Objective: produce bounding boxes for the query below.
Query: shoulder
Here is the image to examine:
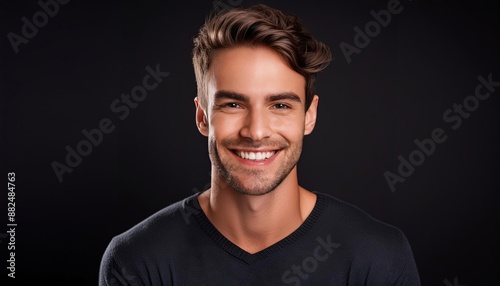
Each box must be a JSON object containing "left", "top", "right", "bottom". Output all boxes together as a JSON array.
[
  {"left": 315, "top": 192, "right": 420, "bottom": 284},
  {"left": 316, "top": 191, "right": 404, "bottom": 240},
  {"left": 110, "top": 194, "right": 199, "bottom": 253},
  {"left": 99, "top": 194, "right": 201, "bottom": 285},
  {"left": 101, "top": 194, "right": 200, "bottom": 265},
  {"left": 314, "top": 192, "right": 411, "bottom": 260}
]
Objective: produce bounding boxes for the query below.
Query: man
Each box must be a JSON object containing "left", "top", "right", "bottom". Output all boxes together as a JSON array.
[{"left": 100, "top": 4, "right": 421, "bottom": 285}]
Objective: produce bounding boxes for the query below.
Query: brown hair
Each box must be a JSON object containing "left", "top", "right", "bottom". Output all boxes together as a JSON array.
[{"left": 192, "top": 4, "right": 332, "bottom": 111}]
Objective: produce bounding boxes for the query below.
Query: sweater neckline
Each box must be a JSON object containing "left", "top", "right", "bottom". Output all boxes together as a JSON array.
[{"left": 187, "top": 191, "right": 326, "bottom": 265}]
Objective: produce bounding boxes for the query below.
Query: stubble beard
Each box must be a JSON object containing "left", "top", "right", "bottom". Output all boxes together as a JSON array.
[{"left": 208, "top": 135, "right": 303, "bottom": 196}]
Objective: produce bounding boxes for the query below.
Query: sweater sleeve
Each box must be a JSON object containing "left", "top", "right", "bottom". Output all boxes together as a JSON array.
[
  {"left": 385, "top": 231, "right": 421, "bottom": 286},
  {"left": 99, "top": 237, "right": 146, "bottom": 286}
]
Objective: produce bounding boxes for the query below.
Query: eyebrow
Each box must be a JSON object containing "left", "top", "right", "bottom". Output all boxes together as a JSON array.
[
  {"left": 267, "top": 93, "right": 302, "bottom": 103},
  {"left": 214, "top": 90, "right": 302, "bottom": 104},
  {"left": 214, "top": 91, "right": 249, "bottom": 103}
]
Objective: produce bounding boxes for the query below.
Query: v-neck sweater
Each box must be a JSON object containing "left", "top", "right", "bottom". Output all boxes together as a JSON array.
[{"left": 100, "top": 192, "right": 421, "bottom": 285}]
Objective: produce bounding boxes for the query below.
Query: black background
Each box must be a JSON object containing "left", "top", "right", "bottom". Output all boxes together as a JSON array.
[{"left": 1, "top": 0, "right": 499, "bottom": 285}]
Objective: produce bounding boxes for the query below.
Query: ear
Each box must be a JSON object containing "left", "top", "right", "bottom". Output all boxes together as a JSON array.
[
  {"left": 194, "top": 97, "right": 209, "bottom": 137},
  {"left": 304, "top": 95, "right": 319, "bottom": 135}
]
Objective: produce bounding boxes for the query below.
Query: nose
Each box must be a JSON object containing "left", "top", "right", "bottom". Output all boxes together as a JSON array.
[{"left": 239, "top": 108, "right": 272, "bottom": 141}]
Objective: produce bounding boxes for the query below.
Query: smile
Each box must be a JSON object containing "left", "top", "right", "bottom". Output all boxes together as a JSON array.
[{"left": 233, "top": 150, "right": 278, "bottom": 161}]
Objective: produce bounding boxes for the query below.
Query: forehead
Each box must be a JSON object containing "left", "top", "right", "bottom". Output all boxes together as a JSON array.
[{"left": 207, "top": 45, "right": 305, "bottom": 102}]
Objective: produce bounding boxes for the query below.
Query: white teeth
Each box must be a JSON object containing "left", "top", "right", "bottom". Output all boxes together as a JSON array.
[
  {"left": 236, "top": 151, "right": 277, "bottom": 161},
  {"left": 255, "top": 153, "right": 263, "bottom": 160}
]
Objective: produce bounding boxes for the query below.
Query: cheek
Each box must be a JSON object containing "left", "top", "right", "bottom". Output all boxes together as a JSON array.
[
  {"left": 273, "top": 116, "right": 305, "bottom": 139},
  {"left": 270, "top": 114, "right": 286, "bottom": 126},
  {"left": 209, "top": 114, "right": 241, "bottom": 139},
  {"left": 285, "top": 129, "right": 305, "bottom": 144}
]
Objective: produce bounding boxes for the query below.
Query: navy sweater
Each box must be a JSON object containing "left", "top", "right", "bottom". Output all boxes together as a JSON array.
[{"left": 100, "top": 192, "right": 421, "bottom": 285}]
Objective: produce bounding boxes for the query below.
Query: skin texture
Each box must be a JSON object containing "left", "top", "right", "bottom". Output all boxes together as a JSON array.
[{"left": 195, "top": 45, "right": 319, "bottom": 254}]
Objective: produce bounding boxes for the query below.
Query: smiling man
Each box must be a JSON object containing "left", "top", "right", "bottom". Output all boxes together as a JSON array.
[{"left": 100, "top": 4, "right": 421, "bottom": 285}]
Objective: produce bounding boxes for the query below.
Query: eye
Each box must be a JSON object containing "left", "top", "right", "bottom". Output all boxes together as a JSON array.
[
  {"left": 272, "top": 103, "right": 290, "bottom": 109},
  {"left": 225, "top": 102, "right": 241, "bottom": 108}
]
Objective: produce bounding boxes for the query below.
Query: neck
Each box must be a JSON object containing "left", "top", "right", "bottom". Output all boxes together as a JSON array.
[{"left": 198, "top": 167, "right": 316, "bottom": 254}]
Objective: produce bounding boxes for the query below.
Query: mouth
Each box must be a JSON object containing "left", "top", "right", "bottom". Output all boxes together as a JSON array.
[{"left": 231, "top": 150, "right": 279, "bottom": 161}]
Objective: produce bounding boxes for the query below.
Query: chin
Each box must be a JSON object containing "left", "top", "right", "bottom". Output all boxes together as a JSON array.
[
  {"left": 232, "top": 186, "right": 276, "bottom": 196},
  {"left": 227, "top": 174, "right": 285, "bottom": 196}
]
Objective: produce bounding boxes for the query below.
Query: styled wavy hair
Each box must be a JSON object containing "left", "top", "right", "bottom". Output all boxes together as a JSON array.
[{"left": 192, "top": 4, "right": 332, "bottom": 111}]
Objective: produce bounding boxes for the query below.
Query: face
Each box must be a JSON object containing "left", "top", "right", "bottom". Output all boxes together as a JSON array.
[{"left": 195, "top": 45, "right": 318, "bottom": 196}]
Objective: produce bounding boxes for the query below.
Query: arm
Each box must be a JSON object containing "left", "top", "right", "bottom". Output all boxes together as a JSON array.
[
  {"left": 385, "top": 231, "right": 421, "bottom": 286},
  {"left": 99, "top": 238, "right": 144, "bottom": 286}
]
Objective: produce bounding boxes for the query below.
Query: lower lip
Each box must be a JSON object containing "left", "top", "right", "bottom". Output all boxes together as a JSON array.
[{"left": 231, "top": 150, "right": 280, "bottom": 166}]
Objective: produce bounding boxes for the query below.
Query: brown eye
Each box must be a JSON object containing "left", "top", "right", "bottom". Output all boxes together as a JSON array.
[
  {"left": 225, "top": 103, "right": 241, "bottom": 108},
  {"left": 273, "top": 103, "right": 290, "bottom": 109}
]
